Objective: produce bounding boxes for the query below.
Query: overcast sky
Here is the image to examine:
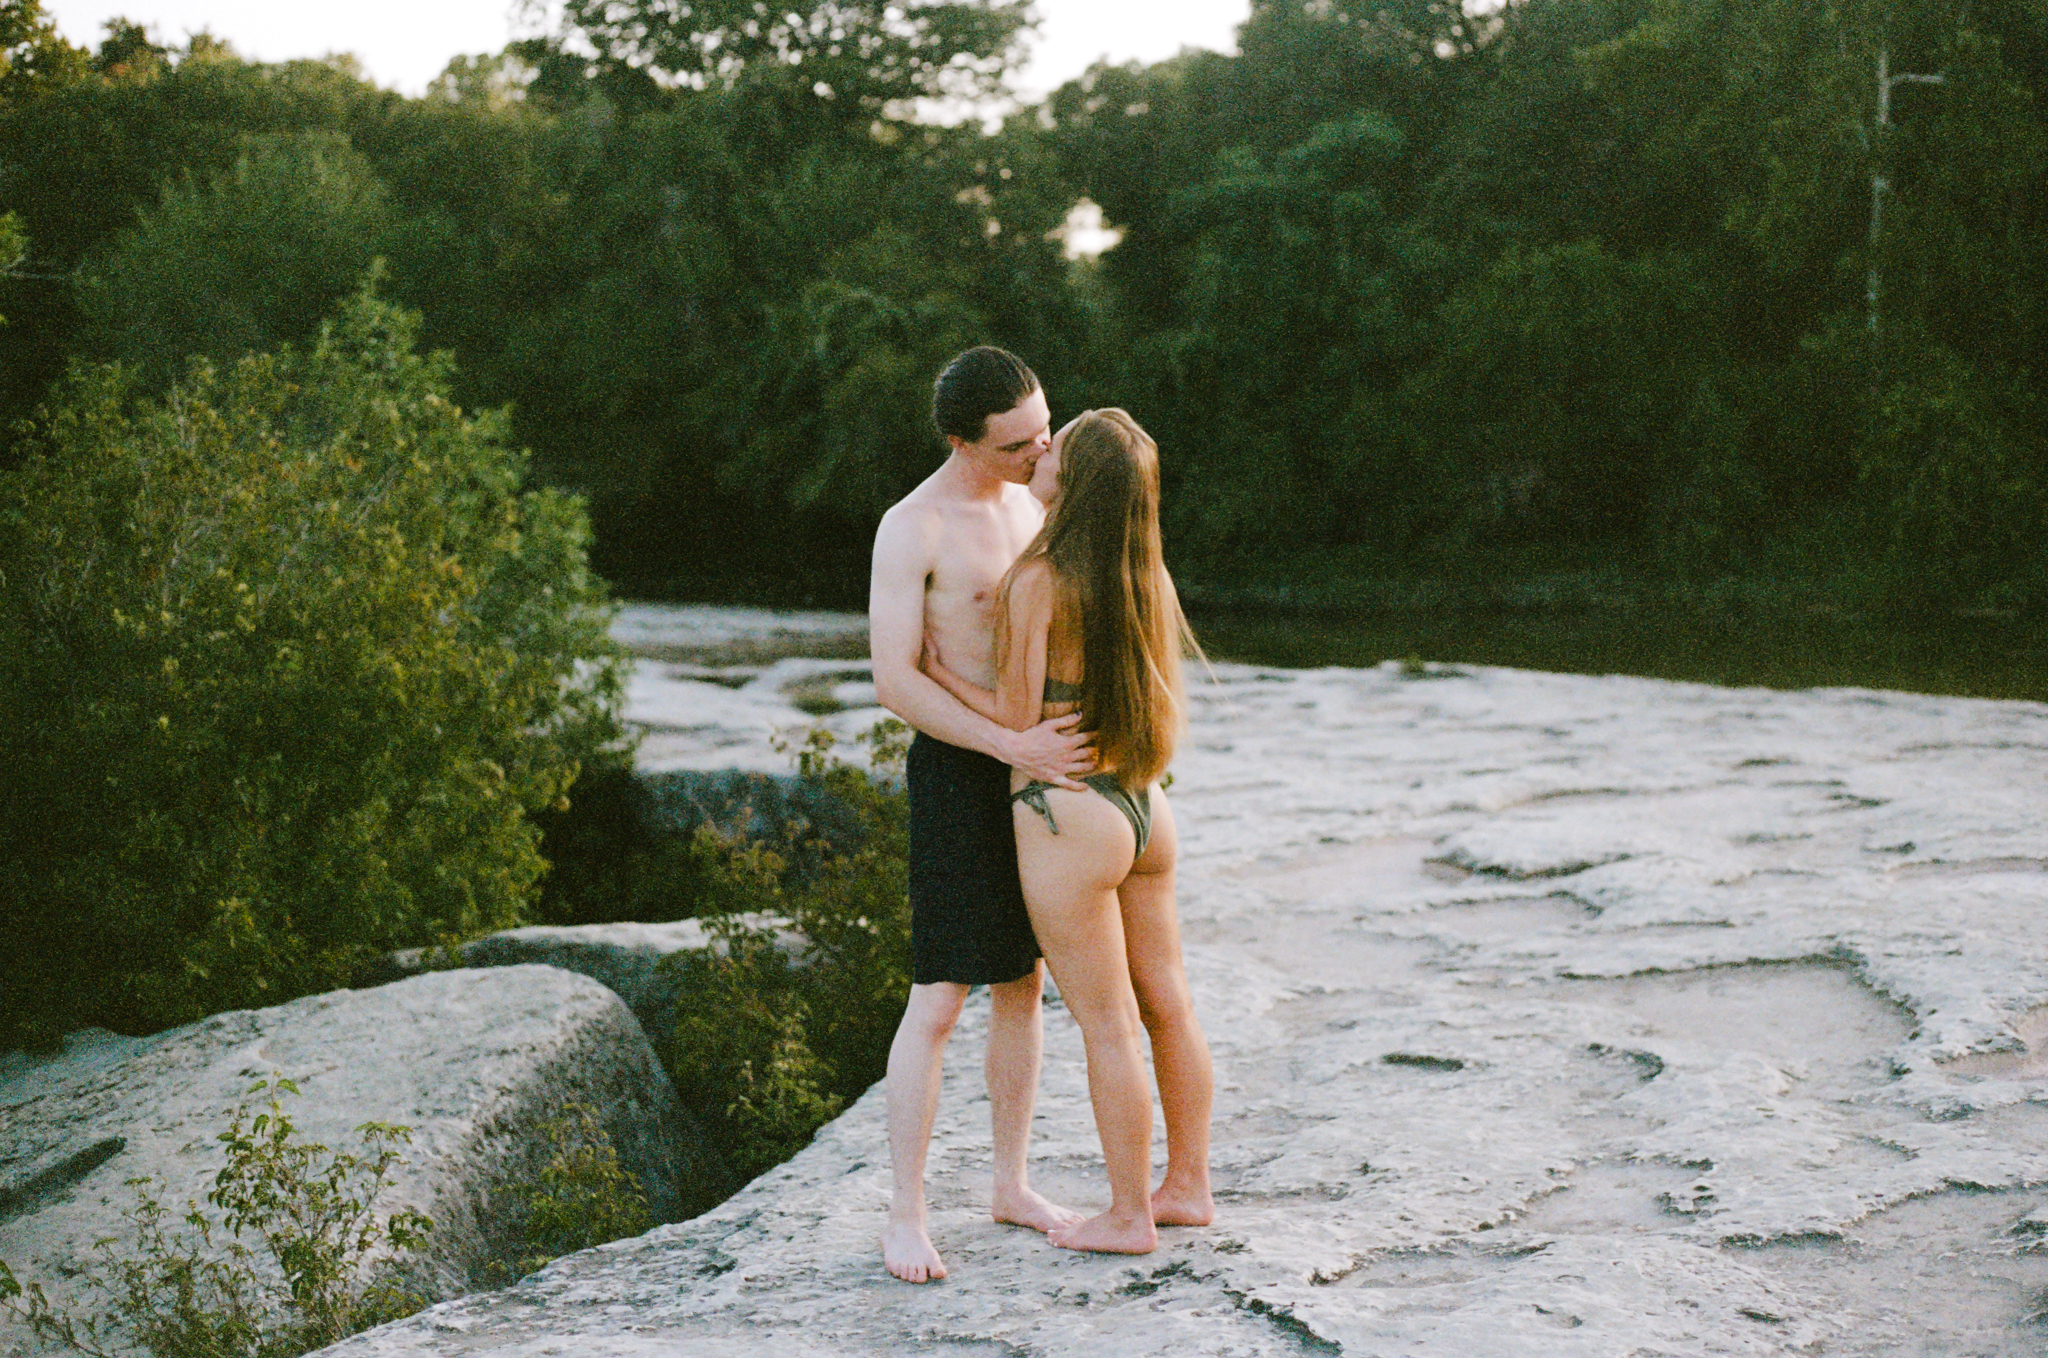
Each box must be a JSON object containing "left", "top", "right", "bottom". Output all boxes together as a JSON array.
[{"left": 42, "top": 1, "right": 1251, "bottom": 101}]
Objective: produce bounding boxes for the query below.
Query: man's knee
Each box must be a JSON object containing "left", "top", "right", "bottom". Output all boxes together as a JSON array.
[
  {"left": 987, "top": 966, "right": 1044, "bottom": 1015},
  {"left": 897, "top": 983, "right": 968, "bottom": 1046}
]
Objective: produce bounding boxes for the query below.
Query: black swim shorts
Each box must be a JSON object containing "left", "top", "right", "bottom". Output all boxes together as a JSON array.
[{"left": 907, "top": 732, "right": 1041, "bottom": 986}]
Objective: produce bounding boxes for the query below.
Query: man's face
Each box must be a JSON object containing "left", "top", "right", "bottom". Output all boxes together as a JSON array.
[
  {"left": 1028, "top": 415, "right": 1080, "bottom": 505},
  {"left": 954, "top": 387, "right": 1051, "bottom": 485}
]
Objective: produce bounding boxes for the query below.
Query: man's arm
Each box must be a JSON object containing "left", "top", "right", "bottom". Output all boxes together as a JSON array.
[{"left": 869, "top": 507, "right": 1089, "bottom": 786}]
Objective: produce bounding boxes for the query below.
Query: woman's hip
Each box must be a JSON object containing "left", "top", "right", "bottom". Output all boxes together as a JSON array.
[{"left": 1010, "top": 781, "right": 1139, "bottom": 891}]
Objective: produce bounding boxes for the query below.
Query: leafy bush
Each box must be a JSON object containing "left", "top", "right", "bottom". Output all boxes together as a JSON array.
[
  {"left": 661, "top": 722, "right": 913, "bottom": 1181},
  {"left": 1860, "top": 340, "right": 2047, "bottom": 604},
  {"left": 531, "top": 763, "right": 805, "bottom": 927},
  {"left": 76, "top": 133, "right": 401, "bottom": 390},
  {"left": 1411, "top": 242, "right": 1744, "bottom": 547},
  {"left": 486, "top": 1103, "right": 651, "bottom": 1285},
  {"left": 0, "top": 211, "right": 25, "bottom": 317},
  {"left": 0, "top": 1078, "right": 433, "bottom": 1358},
  {"left": 0, "top": 280, "right": 624, "bottom": 1047}
]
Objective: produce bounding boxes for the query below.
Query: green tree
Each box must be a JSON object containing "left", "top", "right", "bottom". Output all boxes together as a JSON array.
[
  {"left": 0, "top": 41, "right": 404, "bottom": 455},
  {"left": 1583, "top": 0, "right": 2048, "bottom": 589},
  {"left": 1046, "top": 51, "right": 1253, "bottom": 326},
  {"left": 77, "top": 132, "right": 401, "bottom": 388},
  {"left": 0, "top": 211, "right": 25, "bottom": 324},
  {"left": 539, "top": 0, "right": 1034, "bottom": 112},
  {"left": 1408, "top": 242, "right": 1751, "bottom": 548},
  {"left": 0, "top": 0, "right": 88, "bottom": 109},
  {"left": 1068, "top": 107, "right": 1454, "bottom": 566},
  {"left": 0, "top": 281, "right": 624, "bottom": 1046}
]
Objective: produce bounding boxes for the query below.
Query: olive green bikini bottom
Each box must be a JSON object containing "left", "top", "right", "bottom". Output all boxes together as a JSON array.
[{"left": 1011, "top": 775, "right": 1153, "bottom": 858}]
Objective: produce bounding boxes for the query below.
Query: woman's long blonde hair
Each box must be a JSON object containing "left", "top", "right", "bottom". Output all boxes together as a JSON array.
[{"left": 997, "top": 409, "right": 1201, "bottom": 788}]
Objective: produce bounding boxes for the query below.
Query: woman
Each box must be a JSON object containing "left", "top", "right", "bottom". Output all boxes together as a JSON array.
[{"left": 922, "top": 408, "right": 1215, "bottom": 1255}]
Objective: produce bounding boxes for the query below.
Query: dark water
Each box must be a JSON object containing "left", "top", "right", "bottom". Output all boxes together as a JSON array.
[{"left": 1191, "top": 607, "right": 2048, "bottom": 703}]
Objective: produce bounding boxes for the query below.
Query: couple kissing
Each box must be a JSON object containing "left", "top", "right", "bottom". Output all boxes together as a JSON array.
[{"left": 869, "top": 346, "right": 1215, "bottom": 1283}]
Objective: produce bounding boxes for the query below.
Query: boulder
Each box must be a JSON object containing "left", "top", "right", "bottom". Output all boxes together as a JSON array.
[
  {"left": 0, "top": 966, "right": 728, "bottom": 1356},
  {"left": 367, "top": 919, "right": 801, "bottom": 1048}
]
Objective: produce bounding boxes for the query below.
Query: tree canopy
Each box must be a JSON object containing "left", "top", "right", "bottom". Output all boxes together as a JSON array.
[{"left": 0, "top": 0, "right": 2043, "bottom": 605}]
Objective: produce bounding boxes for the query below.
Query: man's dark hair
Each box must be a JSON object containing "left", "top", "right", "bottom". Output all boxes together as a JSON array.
[{"left": 932, "top": 346, "right": 1040, "bottom": 444}]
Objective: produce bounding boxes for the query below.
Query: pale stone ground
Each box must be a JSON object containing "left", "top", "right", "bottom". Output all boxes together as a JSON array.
[{"left": 331, "top": 606, "right": 2048, "bottom": 1354}]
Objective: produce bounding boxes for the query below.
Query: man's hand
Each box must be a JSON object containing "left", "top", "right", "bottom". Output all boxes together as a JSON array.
[{"left": 1001, "top": 713, "right": 1095, "bottom": 789}]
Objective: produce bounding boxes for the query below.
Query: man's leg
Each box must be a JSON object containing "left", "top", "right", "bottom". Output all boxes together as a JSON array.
[
  {"left": 884, "top": 981, "right": 969, "bottom": 1283},
  {"left": 986, "top": 963, "right": 1084, "bottom": 1232}
]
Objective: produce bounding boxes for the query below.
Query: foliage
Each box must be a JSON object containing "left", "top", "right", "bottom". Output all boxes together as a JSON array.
[
  {"left": 660, "top": 722, "right": 913, "bottom": 1181},
  {"left": 1106, "top": 109, "right": 1448, "bottom": 559},
  {"left": 0, "top": 0, "right": 88, "bottom": 111},
  {"left": 0, "top": 1078, "right": 432, "bottom": 1358},
  {"left": 0, "top": 209, "right": 24, "bottom": 325},
  {"left": 0, "top": 281, "right": 624, "bottom": 1046},
  {"left": 76, "top": 133, "right": 401, "bottom": 389},
  {"left": 537, "top": 0, "right": 1035, "bottom": 112},
  {"left": 3, "top": 0, "right": 2048, "bottom": 607},
  {"left": 1859, "top": 335, "right": 2048, "bottom": 600},
  {"left": 1410, "top": 242, "right": 1747, "bottom": 544},
  {"left": 487, "top": 1104, "right": 651, "bottom": 1283}
]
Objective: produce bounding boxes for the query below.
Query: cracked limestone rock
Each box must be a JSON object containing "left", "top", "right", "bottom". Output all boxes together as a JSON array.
[
  {"left": 366, "top": 918, "right": 800, "bottom": 1049},
  {"left": 1, "top": 967, "right": 714, "bottom": 1356},
  {"left": 304, "top": 623, "right": 2048, "bottom": 1356}
]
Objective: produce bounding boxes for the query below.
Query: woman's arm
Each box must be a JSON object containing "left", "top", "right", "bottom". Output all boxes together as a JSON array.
[
  {"left": 918, "top": 566, "right": 1052, "bottom": 732},
  {"left": 992, "top": 562, "right": 1053, "bottom": 732},
  {"left": 922, "top": 638, "right": 1004, "bottom": 724}
]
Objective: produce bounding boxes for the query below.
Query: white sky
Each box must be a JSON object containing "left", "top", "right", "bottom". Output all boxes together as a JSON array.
[{"left": 42, "top": 1, "right": 1250, "bottom": 101}]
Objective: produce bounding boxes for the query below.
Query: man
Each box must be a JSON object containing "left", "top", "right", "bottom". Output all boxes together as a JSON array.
[{"left": 869, "top": 346, "right": 1093, "bottom": 1283}]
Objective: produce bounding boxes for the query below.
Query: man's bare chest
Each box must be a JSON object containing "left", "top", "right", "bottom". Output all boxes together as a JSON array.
[{"left": 928, "top": 511, "right": 1034, "bottom": 594}]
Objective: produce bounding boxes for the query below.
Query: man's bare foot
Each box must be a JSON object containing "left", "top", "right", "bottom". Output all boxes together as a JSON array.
[
  {"left": 1151, "top": 1182, "right": 1214, "bottom": 1227},
  {"left": 882, "top": 1218, "right": 948, "bottom": 1283},
  {"left": 992, "top": 1184, "right": 1085, "bottom": 1234},
  {"left": 1047, "top": 1208, "right": 1157, "bottom": 1255}
]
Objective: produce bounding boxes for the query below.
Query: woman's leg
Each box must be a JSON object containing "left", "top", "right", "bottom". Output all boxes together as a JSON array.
[
  {"left": 1013, "top": 786, "right": 1158, "bottom": 1254},
  {"left": 1119, "top": 790, "right": 1215, "bottom": 1225}
]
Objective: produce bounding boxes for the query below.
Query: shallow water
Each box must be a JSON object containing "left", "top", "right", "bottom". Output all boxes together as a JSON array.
[{"left": 1193, "top": 606, "right": 2048, "bottom": 702}]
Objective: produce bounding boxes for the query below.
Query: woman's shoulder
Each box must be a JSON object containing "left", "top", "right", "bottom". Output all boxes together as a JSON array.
[{"left": 1007, "top": 555, "right": 1057, "bottom": 596}]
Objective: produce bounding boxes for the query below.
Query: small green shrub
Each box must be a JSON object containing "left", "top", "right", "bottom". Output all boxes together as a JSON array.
[
  {"left": 0, "top": 278, "right": 624, "bottom": 1046},
  {"left": 0, "top": 1078, "right": 433, "bottom": 1358},
  {"left": 487, "top": 1103, "right": 650, "bottom": 1284},
  {"left": 660, "top": 721, "right": 912, "bottom": 1182}
]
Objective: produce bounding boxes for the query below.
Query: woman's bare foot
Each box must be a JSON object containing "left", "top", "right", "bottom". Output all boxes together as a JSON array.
[
  {"left": 881, "top": 1217, "right": 948, "bottom": 1283},
  {"left": 1048, "top": 1208, "right": 1158, "bottom": 1255},
  {"left": 992, "top": 1185, "right": 1085, "bottom": 1234},
  {"left": 1151, "top": 1181, "right": 1214, "bottom": 1226}
]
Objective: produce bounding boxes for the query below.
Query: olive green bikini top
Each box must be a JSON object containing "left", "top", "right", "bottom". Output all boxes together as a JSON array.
[{"left": 1042, "top": 676, "right": 1083, "bottom": 704}]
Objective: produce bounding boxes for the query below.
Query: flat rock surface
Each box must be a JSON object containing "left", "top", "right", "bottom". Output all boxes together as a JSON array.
[
  {"left": 1, "top": 968, "right": 700, "bottom": 1353},
  {"left": 325, "top": 612, "right": 2048, "bottom": 1354}
]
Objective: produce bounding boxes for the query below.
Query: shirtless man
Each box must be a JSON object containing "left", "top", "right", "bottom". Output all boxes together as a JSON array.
[{"left": 870, "top": 347, "right": 1093, "bottom": 1283}]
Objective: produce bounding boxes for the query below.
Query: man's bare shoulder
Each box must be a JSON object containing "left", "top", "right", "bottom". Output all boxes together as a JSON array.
[{"left": 875, "top": 483, "right": 944, "bottom": 550}]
